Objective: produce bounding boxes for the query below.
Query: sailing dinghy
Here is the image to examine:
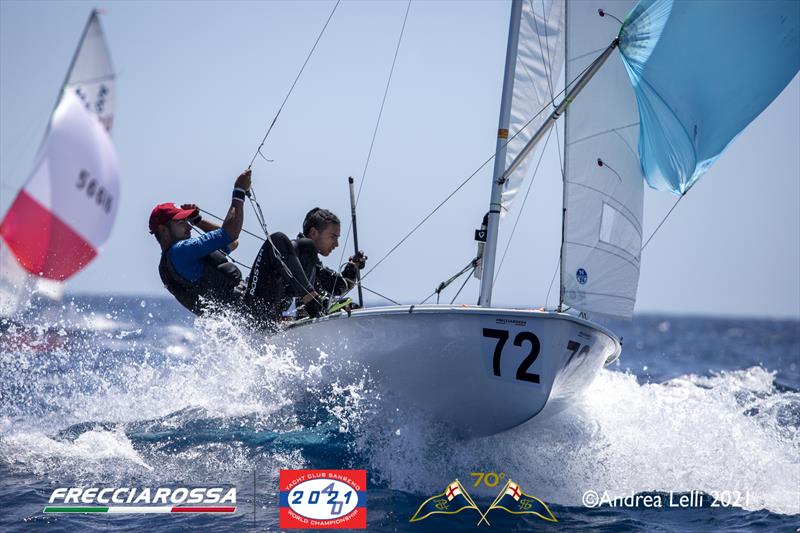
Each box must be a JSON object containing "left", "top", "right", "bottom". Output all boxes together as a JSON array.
[
  {"left": 0, "top": 10, "right": 119, "bottom": 317},
  {"left": 271, "top": 0, "right": 799, "bottom": 436}
]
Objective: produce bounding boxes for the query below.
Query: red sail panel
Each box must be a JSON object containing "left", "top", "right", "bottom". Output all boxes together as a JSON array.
[{"left": 0, "top": 190, "right": 96, "bottom": 280}]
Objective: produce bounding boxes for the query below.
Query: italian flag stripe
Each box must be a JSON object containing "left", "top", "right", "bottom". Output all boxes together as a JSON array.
[{"left": 44, "top": 506, "right": 236, "bottom": 513}]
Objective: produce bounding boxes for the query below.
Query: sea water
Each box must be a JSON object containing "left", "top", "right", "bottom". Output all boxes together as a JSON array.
[{"left": 0, "top": 295, "right": 797, "bottom": 532}]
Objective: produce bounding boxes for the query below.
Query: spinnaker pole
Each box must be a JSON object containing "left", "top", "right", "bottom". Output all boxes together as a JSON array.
[
  {"left": 478, "top": 0, "right": 523, "bottom": 307},
  {"left": 501, "top": 38, "right": 619, "bottom": 182}
]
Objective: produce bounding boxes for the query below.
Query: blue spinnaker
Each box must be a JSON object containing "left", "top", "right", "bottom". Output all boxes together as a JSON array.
[{"left": 619, "top": 0, "right": 800, "bottom": 194}]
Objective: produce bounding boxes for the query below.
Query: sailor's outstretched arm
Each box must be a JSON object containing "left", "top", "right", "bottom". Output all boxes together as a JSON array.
[{"left": 222, "top": 169, "right": 251, "bottom": 241}]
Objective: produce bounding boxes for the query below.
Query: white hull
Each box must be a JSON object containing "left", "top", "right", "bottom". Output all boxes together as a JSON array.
[{"left": 272, "top": 305, "right": 620, "bottom": 436}]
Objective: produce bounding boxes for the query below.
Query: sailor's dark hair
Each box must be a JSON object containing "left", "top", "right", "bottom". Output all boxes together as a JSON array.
[{"left": 302, "top": 207, "right": 340, "bottom": 237}]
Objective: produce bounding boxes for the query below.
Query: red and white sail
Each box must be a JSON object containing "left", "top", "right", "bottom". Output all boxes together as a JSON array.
[{"left": 0, "top": 10, "right": 118, "bottom": 296}]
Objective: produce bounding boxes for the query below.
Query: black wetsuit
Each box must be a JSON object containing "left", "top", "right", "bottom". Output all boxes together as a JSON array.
[{"left": 243, "top": 232, "right": 356, "bottom": 325}]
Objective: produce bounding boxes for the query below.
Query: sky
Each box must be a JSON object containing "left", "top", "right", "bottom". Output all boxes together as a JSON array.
[{"left": 1, "top": 0, "right": 798, "bottom": 318}]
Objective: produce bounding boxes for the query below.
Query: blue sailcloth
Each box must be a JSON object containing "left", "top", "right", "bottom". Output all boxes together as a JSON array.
[{"left": 619, "top": 0, "right": 800, "bottom": 194}]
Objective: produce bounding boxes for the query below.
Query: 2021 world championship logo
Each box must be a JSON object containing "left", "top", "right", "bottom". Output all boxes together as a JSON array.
[{"left": 279, "top": 470, "right": 366, "bottom": 529}]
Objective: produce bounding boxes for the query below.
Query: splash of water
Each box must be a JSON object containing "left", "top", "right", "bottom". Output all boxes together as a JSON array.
[{"left": 359, "top": 367, "right": 799, "bottom": 515}]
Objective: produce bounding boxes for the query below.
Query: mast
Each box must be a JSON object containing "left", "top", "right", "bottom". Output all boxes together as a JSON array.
[
  {"left": 478, "top": 0, "right": 523, "bottom": 307},
  {"left": 479, "top": 0, "right": 619, "bottom": 307}
]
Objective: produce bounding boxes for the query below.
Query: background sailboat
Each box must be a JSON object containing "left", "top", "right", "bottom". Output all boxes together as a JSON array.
[{"left": 0, "top": 9, "right": 119, "bottom": 317}]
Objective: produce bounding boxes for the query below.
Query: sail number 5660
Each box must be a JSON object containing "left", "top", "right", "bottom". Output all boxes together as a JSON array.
[{"left": 76, "top": 169, "right": 113, "bottom": 213}]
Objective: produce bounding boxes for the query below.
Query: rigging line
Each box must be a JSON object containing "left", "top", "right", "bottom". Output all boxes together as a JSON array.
[
  {"left": 641, "top": 190, "right": 687, "bottom": 252},
  {"left": 247, "top": 0, "right": 341, "bottom": 168},
  {"left": 494, "top": 124, "right": 555, "bottom": 282},
  {"left": 190, "top": 226, "right": 251, "bottom": 270},
  {"left": 567, "top": 121, "right": 639, "bottom": 146},
  {"left": 532, "top": 0, "right": 565, "bottom": 310},
  {"left": 361, "top": 284, "right": 400, "bottom": 305},
  {"left": 198, "top": 204, "right": 325, "bottom": 307},
  {"left": 419, "top": 258, "right": 476, "bottom": 304},
  {"left": 510, "top": 1, "right": 555, "bottom": 149},
  {"left": 335, "top": 0, "right": 412, "bottom": 296},
  {"left": 356, "top": 0, "right": 411, "bottom": 207},
  {"left": 450, "top": 266, "right": 475, "bottom": 304},
  {"left": 544, "top": 253, "right": 559, "bottom": 309},
  {"left": 533, "top": 0, "right": 556, "bottom": 100},
  {"left": 198, "top": 208, "right": 265, "bottom": 242},
  {"left": 360, "top": 52, "right": 602, "bottom": 282}
]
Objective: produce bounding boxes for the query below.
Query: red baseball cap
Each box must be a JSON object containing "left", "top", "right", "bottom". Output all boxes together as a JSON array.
[{"left": 148, "top": 203, "right": 198, "bottom": 234}]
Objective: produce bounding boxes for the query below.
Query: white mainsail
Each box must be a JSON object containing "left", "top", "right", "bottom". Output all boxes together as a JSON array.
[
  {"left": 500, "top": 0, "right": 566, "bottom": 214},
  {"left": 0, "top": 10, "right": 118, "bottom": 316},
  {"left": 560, "top": 0, "right": 643, "bottom": 319}
]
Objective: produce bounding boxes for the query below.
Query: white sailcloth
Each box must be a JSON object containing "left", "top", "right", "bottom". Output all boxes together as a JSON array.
[
  {"left": 0, "top": 10, "right": 118, "bottom": 316},
  {"left": 560, "top": 0, "right": 643, "bottom": 318},
  {"left": 65, "top": 10, "right": 116, "bottom": 133},
  {"left": 501, "top": 0, "right": 566, "bottom": 215}
]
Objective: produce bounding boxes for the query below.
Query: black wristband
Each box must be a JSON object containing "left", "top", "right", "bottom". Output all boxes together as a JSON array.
[
  {"left": 232, "top": 188, "right": 246, "bottom": 202},
  {"left": 189, "top": 213, "right": 202, "bottom": 225}
]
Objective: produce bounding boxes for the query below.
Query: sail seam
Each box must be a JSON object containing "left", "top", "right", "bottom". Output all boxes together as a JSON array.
[
  {"left": 568, "top": 290, "right": 636, "bottom": 303},
  {"left": 66, "top": 74, "right": 116, "bottom": 85},
  {"left": 565, "top": 241, "right": 641, "bottom": 269},
  {"left": 565, "top": 122, "right": 638, "bottom": 147}
]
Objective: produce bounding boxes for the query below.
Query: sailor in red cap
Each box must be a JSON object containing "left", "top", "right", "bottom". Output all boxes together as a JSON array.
[
  {"left": 149, "top": 169, "right": 252, "bottom": 316},
  {"left": 149, "top": 169, "right": 329, "bottom": 327}
]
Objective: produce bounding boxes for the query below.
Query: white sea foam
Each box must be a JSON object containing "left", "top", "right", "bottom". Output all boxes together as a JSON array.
[
  {"left": 363, "top": 367, "right": 800, "bottom": 515},
  {"left": 0, "top": 427, "right": 152, "bottom": 476},
  {"left": 3, "top": 304, "right": 796, "bottom": 516}
]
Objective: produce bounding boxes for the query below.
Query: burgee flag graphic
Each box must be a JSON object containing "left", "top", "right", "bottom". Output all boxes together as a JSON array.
[{"left": 409, "top": 480, "right": 481, "bottom": 522}]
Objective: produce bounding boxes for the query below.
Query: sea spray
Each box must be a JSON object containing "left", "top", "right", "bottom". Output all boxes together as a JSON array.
[{"left": 356, "top": 367, "right": 799, "bottom": 514}]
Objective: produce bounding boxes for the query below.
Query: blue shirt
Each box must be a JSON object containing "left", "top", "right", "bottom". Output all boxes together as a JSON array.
[{"left": 168, "top": 228, "right": 232, "bottom": 282}]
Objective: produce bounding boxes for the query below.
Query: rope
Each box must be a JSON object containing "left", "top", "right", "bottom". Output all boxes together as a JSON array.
[
  {"left": 450, "top": 266, "right": 475, "bottom": 304},
  {"left": 198, "top": 208, "right": 265, "bottom": 242},
  {"left": 419, "top": 258, "right": 478, "bottom": 304},
  {"left": 334, "top": 0, "right": 412, "bottom": 299},
  {"left": 493, "top": 124, "right": 555, "bottom": 282},
  {"left": 190, "top": 226, "right": 251, "bottom": 270},
  {"left": 360, "top": 284, "right": 400, "bottom": 306},
  {"left": 247, "top": 0, "right": 341, "bottom": 168},
  {"left": 361, "top": 52, "right": 604, "bottom": 283},
  {"left": 544, "top": 254, "right": 560, "bottom": 309},
  {"left": 641, "top": 190, "right": 688, "bottom": 251},
  {"left": 196, "top": 206, "right": 324, "bottom": 308}
]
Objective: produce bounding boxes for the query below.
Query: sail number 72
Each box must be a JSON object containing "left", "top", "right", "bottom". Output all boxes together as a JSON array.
[{"left": 482, "top": 328, "right": 540, "bottom": 383}]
